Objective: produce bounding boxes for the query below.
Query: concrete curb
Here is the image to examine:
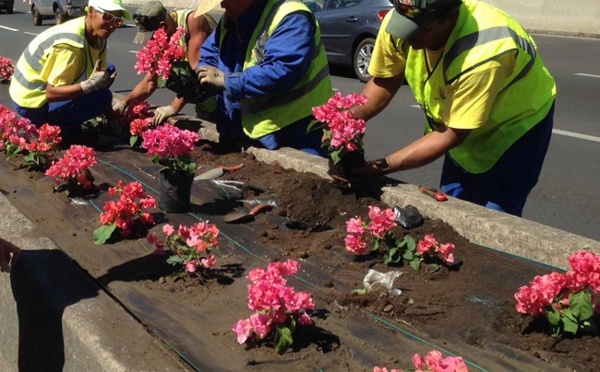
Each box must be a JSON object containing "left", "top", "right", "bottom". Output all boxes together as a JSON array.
[
  {"left": 191, "top": 115, "right": 600, "bottom": 271},
  {"left": 123, "top": 0, "right": 600, "bottom": 38},
  {"left": 0, "top": 194, "right": 189, "bottom": 371}
]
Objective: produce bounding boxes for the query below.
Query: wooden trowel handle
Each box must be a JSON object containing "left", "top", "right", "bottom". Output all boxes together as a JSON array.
[{"left": 249, "top": 204, "right": 273, "bottom": 216}]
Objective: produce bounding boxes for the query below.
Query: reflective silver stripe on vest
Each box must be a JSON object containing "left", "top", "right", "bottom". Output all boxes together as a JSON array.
[
  {"left": 24, "top": 33, "right": 85, "bottom": 72},
  {"left": 12, "top": 69, "right": 46, "bottom": 91},
  {"left": 443, "top": 26, "right": 536, "bottom": 86},
  {"left": 241, "top": 63, "right": 330, "bottom": 115}
]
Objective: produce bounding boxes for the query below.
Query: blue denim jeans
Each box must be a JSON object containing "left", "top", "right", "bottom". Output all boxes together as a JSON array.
[
  {"left": 440, "top": 102, "right": 555, "bottom": 217},
  {"left": 12, "top": 63, "right": 115, "bottom": 134}
]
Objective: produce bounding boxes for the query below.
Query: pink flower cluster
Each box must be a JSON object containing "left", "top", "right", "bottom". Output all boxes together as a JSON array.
[
  {"left": 0, "top": 105, "right": 62, "bottom": 165},
  {"left": 515, "top": 250, "right": 600, "bottom": 316},
  {"left": 374, "top": 350, "right": 469, "bottom": 372},
  {"left": 312, "top": 92, "right": 367, "bottom": 151},
  {"left": 134, "top": 27, "right": 186, "bottom": 79},
  {"left": 232, "top": 260, "right": 315, "bottom": 345},
  {"left": 114, "top": 99, "right": 153, "bottom": 136},
  {"left": 0, "top": 56, "right": 13, "bottom": 81},
  {"left": 147, "top": 221, "right": 220, "bottom": 275},
  {"left": 416, "top": 234, "right": 455, "bottom": 264},
  {"left": 99, "top": 180, "right": 157, "bottom": 237},
  {"left": 141, "top": 123, "right": 199, "bottom": 160},
  {"left": 345, "top": 206, "right": 396, "bottom": 255},
  {"left": 45, "top": 145, "right": 97, "bottom": 189}
]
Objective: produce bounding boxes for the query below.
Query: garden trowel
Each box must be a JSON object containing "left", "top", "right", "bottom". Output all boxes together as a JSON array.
[{"left": 194, "top": 164, "right": 244, "bottom": 181}]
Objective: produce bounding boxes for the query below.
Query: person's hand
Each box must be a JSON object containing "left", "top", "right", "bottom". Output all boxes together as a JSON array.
[
  {"left": 196, "top": 66, "right": 226, "bottom": 91},
  {"left": 112, "top": 100, "right": 127, "bottom": 114},
  {"left": 0, "top": 238, "right": 20, "bottom": 273},
  {"left": 352, "top": 159, "right": 388, "bottom": 179},
  {"left": 81, "top": 61, "right": 117, "bottom": 94},
  {"left": 153, "top": 105, "right": 179, "bottom": 125}
]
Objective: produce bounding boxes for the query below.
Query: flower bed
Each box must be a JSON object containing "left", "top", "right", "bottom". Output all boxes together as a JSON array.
[{"left": 0, "top": 128, "right": 598, "bottom": 371}]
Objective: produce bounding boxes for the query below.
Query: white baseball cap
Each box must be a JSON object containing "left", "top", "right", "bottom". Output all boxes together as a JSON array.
[{"left": 88, "top": 0, "right": 132, "bottom": 20}]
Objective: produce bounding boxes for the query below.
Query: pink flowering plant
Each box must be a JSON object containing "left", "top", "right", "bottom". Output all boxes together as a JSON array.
[
  {"left": 147, "top": 221, "right": 220, "bottom": 278},
  {"left": 93, "top": 180, "right": 158, "bottom": 245},
  {"left": 374, "top": 349, "right": 469, "bottom": 372},
  {"left": 232, "top": 259, "right": 315, "bottom": 354},
  {"left": 345, "top": 207, "right": 456, "bottom": 271},
  {"left": 134, "top": 27, "right": 186, "bottom": 80},
  {"left": 45, "top": 145, "right": 97, "bottom": 195},
  {"left": 515, "top": 250, "right": 600, "bottom": 337},
  {"left": 0, "top": 56, "right": 13, "bottom": 82},
  {"left": 309, "top": 92, "right": 367, "bottom": 165},
  {"left": 141, "top": 123, "right": 200, "bottom": 175},
  {"left": 114, "top": 99, "right": 154, "bottom": 147}
]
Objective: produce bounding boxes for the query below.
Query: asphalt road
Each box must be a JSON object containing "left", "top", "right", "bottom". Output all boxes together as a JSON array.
[{"left": 1, "top": 3, "right": 599, "bottom": 241}]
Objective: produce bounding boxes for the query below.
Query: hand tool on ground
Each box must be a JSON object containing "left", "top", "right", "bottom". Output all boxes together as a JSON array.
[
  {"left": 194, "top": 164, "right": 244, "bottom": 181},
  {"left": 238, "top": 196, "right": 278, "bottom": 207},
  {"left": 223, "top": 203, "right": 273, "bottom": 223},
  {"left": 206, "top": 180, "right": 267, "bottom": 194},
  {"left": 418, "top": 186, "right": 448, "bottom": 202}
]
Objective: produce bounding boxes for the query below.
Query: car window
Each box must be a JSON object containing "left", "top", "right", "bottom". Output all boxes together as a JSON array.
[
  {"left": 331, "top": 0, "right": 362, "bottom": 9},
  {"left": 302, "top": 0, "right": 327, "bottom": 13}
]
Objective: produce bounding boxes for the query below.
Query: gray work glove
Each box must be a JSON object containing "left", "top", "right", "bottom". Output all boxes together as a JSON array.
[
  {"left": 196, "top": 66, "right": 226, "bottom": 92},
  {"left": 112, "top": 100, "right": 127, "bottom": 114},
  {"left": 81, "top": 60, "right": 117, "bottom": 94},
  {"left": 153, "top": 105, "right": 179, "bottom": 125}
]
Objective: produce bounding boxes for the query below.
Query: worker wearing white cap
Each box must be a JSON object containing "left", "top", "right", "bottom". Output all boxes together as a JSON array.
[{"left": 9, "top": 0, "right": 130, "bottom": 142}]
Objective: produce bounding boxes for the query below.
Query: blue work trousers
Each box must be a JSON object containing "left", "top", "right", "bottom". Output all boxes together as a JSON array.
[{"left": 440, "top": 102, "right": 555, "bottom": 217}]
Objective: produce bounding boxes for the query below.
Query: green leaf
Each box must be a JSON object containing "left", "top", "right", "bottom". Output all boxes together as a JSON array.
[
  {"left": 130, "top": 136, "right": 138, "bottom": 147},
  {"left": 166, "top": 255, "right": 183, "bottom": 265},
  {"left": 562, "top": 313, "right": 579, "bottom": 335},
  {"left": 273, "top": 326, "right": 293, "bottom": 355},
  {"left": 547, "top": 307, "right": 561, "bottom": 326},
  {"left": 409, "top": 259, "right": 421, "bottom": 271},
  {"left": 330, "top": 149, "right": 342, "bottom": 165},
  {"left": 351, "top": 288, "right": 367, "bottom": 295},
  {"left": 383, "top": 247, "right": 396, "bottom": 265},
  {"left": 405, "top": 235, "right": 416, "bottom": 251},
  {"left": 569, "top": 291, "right": 594, "bottom": 321},
  {"left": 372, "top": 239, "right": 380, "bottom": 252},
  {"left": 307, "top": 119, "right": 324, "bottom": 133},
  {"left": 402, "top": 250, "right": 414, "bottom": 261},
  {"left": 93, "top": 223, "right": 117, "bottom": 245}
]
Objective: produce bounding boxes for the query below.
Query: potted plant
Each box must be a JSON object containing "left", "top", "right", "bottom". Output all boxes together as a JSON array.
[
  {"left": 45, "top": 144, "right": 98, "bottom": 196},
  {"left": 141, "top": 123, "right": 200, "bottom": 212},
  {"left": 309, "top": 92, "right": 368, "bottom": 180}
]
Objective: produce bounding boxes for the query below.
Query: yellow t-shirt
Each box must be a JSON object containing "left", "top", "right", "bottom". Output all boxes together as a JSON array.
[
  {"left": 41, "top": 44, "right": 106, "bottom": 87},
  {"left": 369, "top": 12, "right": 515, "bottom": 130}
]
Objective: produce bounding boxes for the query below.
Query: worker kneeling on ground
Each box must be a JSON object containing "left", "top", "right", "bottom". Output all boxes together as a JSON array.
[
  {"left": 9, "top": 0, "right": 131, "bottom": 142},
  {"left": 194, "top": 0, "right": 334, "bottom": 156},
  {"left": 346, "top": 0, "right": 556, "bottom": 217},
  {"left": 113, "top": 0, "right": 217, "bottom": 125}
]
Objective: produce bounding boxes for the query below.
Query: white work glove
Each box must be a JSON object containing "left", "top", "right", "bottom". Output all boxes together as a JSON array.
[
  {"left": 81, "top": 60, "right": 117, "bottom": 94},
  {"left": 153, "top": 105, "right": 179, "bottom": 125},
  {"left": 196, "top": 66, "right": 226, "bottom": 92},
  {"left": 112, "top": 100, "right": 127, "bottom": 114}
]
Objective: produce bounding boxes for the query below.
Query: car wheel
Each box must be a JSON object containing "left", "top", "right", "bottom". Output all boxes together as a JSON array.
[
  {"left": 32, "top": 5, "right": 42, "bottom": 25},
  {"left": 55, "top": 8, "right": 66, "bottom": 24},
  {"left": 353, "top": 37, "right": 375, "bottom": 83}
]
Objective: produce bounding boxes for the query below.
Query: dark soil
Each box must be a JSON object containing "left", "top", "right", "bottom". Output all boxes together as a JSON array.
[{"left": 0, "top": 138, "right": 598, "bottom": 372}]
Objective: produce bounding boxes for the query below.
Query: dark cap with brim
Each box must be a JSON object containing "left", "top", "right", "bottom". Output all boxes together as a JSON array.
[
  {"left": 132, "top": 0, "right": 168, "bottom": 44},
  {"left": 386, "top": 0, "right": 461, "bottom": 40}
]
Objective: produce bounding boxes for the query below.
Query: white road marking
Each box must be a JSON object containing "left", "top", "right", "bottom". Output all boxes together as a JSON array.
[
  {"left": 24, "top": 32, "right": 38, "bottom": 36},
  {"left": 410, "top": 105, "right": 420, "bottom": 108},
  {"left": 575, "top": 73, "right": 600, "bottom": 79},
  {"left": 129, "top": 51, "right": 138, "bottom": 54},
  {"left": 0, "top": 25, "right": 19, "bottom": 31},
  {"left": 553, "top": 129, "right": 600, "bottom": 143}
]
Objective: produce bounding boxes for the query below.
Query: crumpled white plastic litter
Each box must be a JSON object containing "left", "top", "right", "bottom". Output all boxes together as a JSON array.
[{"left": 362, "top": 269, "right": 403, "bottom": 297}]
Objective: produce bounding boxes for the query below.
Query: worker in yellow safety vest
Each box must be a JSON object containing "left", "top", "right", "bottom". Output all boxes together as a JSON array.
[
  {"left": 112, "top": 0, "right": 217, "bottom": 125},
  {"left": 346, "top": 0, "right": 556, "bottom": 216},
  {"left": 193, "top": 0, "right": 333, "bottom": 156},
  {"left": 9, "top": 0, "right": 131, "bottom": 139}
]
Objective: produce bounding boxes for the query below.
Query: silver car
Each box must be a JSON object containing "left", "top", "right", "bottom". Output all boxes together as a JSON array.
[
  {"left": 31, "top": 0, "right": 88, "bottom": 26},
  {"left": 302, "top": 0, "right": 393, "bottom": 82}
]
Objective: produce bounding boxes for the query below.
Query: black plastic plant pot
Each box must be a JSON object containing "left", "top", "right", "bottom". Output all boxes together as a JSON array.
[
  {"left": 157, "top": 169, "right": 194, "bottom": 213},
  {"left": 328, "top": 150, "right": 366, "bottom": 180},
  {"left": 166, "top": 61, "right": 205, "bottom": 101}
]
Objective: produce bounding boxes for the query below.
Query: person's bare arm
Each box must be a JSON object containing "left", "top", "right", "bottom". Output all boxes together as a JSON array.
[
  {"left": 123, "top": 72, "right": 159, "bottom": 105},
  {"left": 168, "top": 96, "right": 187, "bottom": 112},
  {"left": 185, "top": 13, "right": 211, "bottom": 69},
  {"left": 45, "top": 83, "right": 84, "bottom": 102},
  {"left": 353, "top": 74, "right": 405, "bottom": 121}
]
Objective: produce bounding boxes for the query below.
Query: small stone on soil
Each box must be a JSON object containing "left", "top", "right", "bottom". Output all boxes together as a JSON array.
[
  {"left": 383, "top": 304, "right": 394, "bottom": 313},
  {"left": 158, "top": 277, "right": 166, "bottom": 284}
]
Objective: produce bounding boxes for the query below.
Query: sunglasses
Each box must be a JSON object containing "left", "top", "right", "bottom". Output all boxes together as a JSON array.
[
  {"left": 95, "top": 8, "right": 125, "bottom": 27},
  {"left": 393, "top": 1, "right": 429, "bottom": 19}
]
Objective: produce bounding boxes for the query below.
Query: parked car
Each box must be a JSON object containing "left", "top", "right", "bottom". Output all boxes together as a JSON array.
[
  {"left": 0, "top": 0, "right": 14, "bottom": 14},
  {"left": 302, "top": 0, "right": 392, "bottom": 82},
  {"left": 31, "top": 0, "right": 88, "bottom": 26}
]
